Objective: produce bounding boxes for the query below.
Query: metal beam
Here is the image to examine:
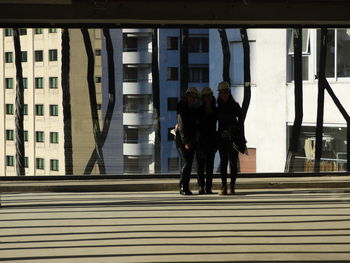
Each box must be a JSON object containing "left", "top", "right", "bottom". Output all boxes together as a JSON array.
[{"left": 1, "top": 1, "right": 350, "bottom": 26}]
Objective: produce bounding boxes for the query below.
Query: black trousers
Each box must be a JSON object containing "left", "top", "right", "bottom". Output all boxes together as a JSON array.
[
  {"left": 177, "top": 145, "right": 196, "bottom": 190},
  {"left": 218, "top": 139, "right": 239, "bottom": 186},
  {"left": 196, "top": 151, "right": 215, "bottom": 190}
]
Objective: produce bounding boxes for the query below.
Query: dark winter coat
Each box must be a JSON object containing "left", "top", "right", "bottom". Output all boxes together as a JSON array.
[
  {"left": 217, "top": 95, "right": 243, "bottom": 134},
  {"left": 217, "top": 95, "right": 247, "bottom": 153},
  {"left": 197, "top": 98, "right": 218, "bottom": 156},
  {"left": 176, "top": 99, "right": 199, "bottom": 148}
]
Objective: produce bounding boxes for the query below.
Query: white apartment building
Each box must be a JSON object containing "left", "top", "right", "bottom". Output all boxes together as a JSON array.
[
  {"left": 102, "top": 28, "right": 209, "bottom": 174},
  {"left": 210, "top": 28, "right": 349, "bottom": 172},
  {"left": 0, "top": 28, "right": 64, "bottom": 176}
]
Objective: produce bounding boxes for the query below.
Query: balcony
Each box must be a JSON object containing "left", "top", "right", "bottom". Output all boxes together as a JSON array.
[
  {"left": 123, "top": 50, "right": 152, "bottom": 64},
  {"left": 123, "top": 81, "right": 152, "bottom": 95},
  {"left": 123, "top": 142, "right": 153, "bottom": 156},
  {"left": 123, "top": 112, "right": 153, "bottom": 126},
  {"left": 122, "top": 28, "right": 153, "bottom": 37}
]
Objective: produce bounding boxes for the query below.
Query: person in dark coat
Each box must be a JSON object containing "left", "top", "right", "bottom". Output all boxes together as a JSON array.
[
  {"left": 196, "top": 87, "right": 217, "bottom": 194},
  {"left": 217, "top": 81, "right": 244, "bottom": 195},
  {"left": 176, "top": 87, "right": 200, "bottom": 195}
]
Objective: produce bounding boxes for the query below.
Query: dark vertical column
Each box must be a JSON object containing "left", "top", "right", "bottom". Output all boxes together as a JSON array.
[
  {"left": 315, "top": 28, "right": 328, "bottom": 172},
  {"left": 180, "top": 28, "right": 189, "bottom": 97},
  {"left": 152, "top": 28, "right": 161, "bottom": 174},
  {"left": 13, "top": 28, "right": 25, "bottom": 176},
  {"left": 218, "top": 28, "right": 231, "bottom": 84},
  {"left": 240, "top": 28, "right": 251, "bottom": 121},
  {"left": 81, "top": 28, "right": 106, "bottom": 174},
  {"left": 286, "top": 28, "right": 304, "bottom": 172},
  {"left": 61, "top": 28, "right": 73, "bottom": 175}
]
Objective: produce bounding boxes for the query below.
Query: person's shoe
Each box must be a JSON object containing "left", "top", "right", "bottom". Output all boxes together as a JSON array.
[
  {"left": 180, "top": 189, "right": 193, "bottom": 195},
  {"left": 228, "top": 185, "right": 236, "bottom": 195},
  {"left": 219, "top": 185, "right": 227, "bottom": 195},
  {"left": 198, "top": 186, "right": 205, "bottom": 195}
]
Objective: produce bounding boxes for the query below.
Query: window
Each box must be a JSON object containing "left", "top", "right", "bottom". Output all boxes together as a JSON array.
[
  {"left": 49, "top": 49, "right": 58, "bottom": 61},
  {"left": 168, "top": 157, "right": 179, "bottom": 172},
  {"left": 50, "top": 132, "right": 59, "bottom": 144},
  {"left": 168, "top": 97, "right": 178, "bottom": 111},
  {"left": 25, "top": 157, "right": 29, "bottom": 168},
  {"left": 123, "top": 95, "right": 151, "bottom": 113},
  {"left": 123, "top": 127, "right": 138, "bottom": 143},
  {"left": 36, "top": 131, "right": 44, "bottom": 143},
  {"left": 167, "top": 37, "right": 178, "bottom": 50},
  {"left": 19, "top": 29, "right": 27, "bottom": 35},
  {"left": 36, "top": 158, "right": 44, "bottom": 170},
  {"left": 49, "top": 28, "right": 57, "bottom": 33},
  {"left": 50, "top": 159, "right": 59, "bottom": 171},
  {"left": 6, "top": 130, "right": 14, "bottom": 141},
  {"left": 189, "top": 66, "right": 209, "bottom": 83},
  {"left": 287, "top": 29, "right": 311, "bottom": 81},
  {"left": 315, "top": 29, "right": 350, "bottom": 79},
  {"left": 287, "top": 125, "right": 347, "bottom": 172},
  {"left": 5, "top": 52, "right": 13, "bottom": 63},
  {"left": 95, "top": 49, "right": 101, "bottom": 56},
  {"left": 50, "top": 105, "right": 58, "bottom": 116},
  {"left": 21, "top": 51, "right": 27, "bottom": 62},
  {"left": 35, "top": 50, "right": 43, "bottom": 62},
  {"left": 167, "top": 67, "right": 178, "bottom": 80},
  {"left": 123, "top": 34, "right": 138, "bottom": 51},
  {"left": 188, "top": 36, "right": 209, "bottom": 53},
  {"left": 168, "top": 127, "right": 175, "bottom": 141},
  {"left": 24, "top": 104, "right": 28, "bottom": 115},
  {"left": 6, "top": 104, "right": 14, "bottom": 115},
  {"left": 23, "top": 78, "right": 28, "bottom": 89},
  {"left": 35, "top": 28, "right": 43, "bottom": 34},
  {"left": 35, "top": 104, "right": 44, "bottom": 116},
  {"left": 5, "top": 78, "right": 13, "bottom": 89},
  {"left": 35, "top": 77, "right": 43, "bottom": 89},
  {"left": 6, "top": 156, "right": 14, "bottom": 167},
  {"left": 5, "top": 28, "right": 13, "bottom": 36},
  {"left": 123, "top": 66, "right": 138, "bottom": 82},
  {"left": 95, "top": 76, "right": 102, "bottom": 83},
  {"left": 24, "top": 131, "right": 28, "bottom": 142},
  {"left": 49, "top": 77, "right": 58, "bottom": 89}
]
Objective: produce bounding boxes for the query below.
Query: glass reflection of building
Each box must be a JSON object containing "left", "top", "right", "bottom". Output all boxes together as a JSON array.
[{"left": 2, "top": 27, "right": 350, "bottom": 175}]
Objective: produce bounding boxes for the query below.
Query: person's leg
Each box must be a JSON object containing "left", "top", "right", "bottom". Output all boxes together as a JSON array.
[
  {"left": 205, "top": 151, "right": 215, "bottom": 194},
  {"left": 218, "top": 142, "right": 229, "bottom": 195},
  {"left": 178, "top": 146, "right": 194, "bottom": 194},
  {"left": 196, "top": 153, "right": 206, "bottom": 194},
  {"left": 228, "top": 145, "right": 239, "bottom": 194}
]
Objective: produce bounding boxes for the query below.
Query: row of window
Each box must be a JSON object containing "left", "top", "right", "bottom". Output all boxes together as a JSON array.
[
  {"left": 123, "top": 66, "right": 209, "bottom": 82},
  {"left": 6, "top": 156, "right": 59, "bottom": 171},
  {"left": 5, "top": 77, "right": 58, "bottom": 89},
  {"left": 4, "top": 28, "right": 57, "bottom": 36},
  {"left": 5, "top": 104, "right": 59, "bottom": 116},
  {"left": 123, "top": 34, "right": 208, "bottom": 53},
  {"left": 4, "top": 50, "right": 58, "bottom": 63},
  {"left": 6, "top": 130, "right": 59, "bottom": 143}
]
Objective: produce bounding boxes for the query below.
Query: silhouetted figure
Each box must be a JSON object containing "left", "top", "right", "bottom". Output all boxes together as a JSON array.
[
  {"left": 217, "top": 81, "right": 244, "bottom": 195},
  {"left": 196, "top": 87, "right": 217, "bottom": 194},
  {"left": 176, "top": 87, "right": 200, "bottom": 195}
]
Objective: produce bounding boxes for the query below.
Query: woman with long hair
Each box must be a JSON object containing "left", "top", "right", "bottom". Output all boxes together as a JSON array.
[{"left": 217, "top": 81, "right": 244, "bottom": 195}]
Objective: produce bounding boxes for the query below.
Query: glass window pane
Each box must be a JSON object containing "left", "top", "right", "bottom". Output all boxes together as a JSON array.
[
  {"left": 35, "top": 50, "right": 43, "bottom": 62},
  {"left": 290, "top": 56, "right": 309, "bottom": 81},
  {"left": 317, "top": 29, "right": 335, "bottom": 78},
  {"left": 5, "top": 78, "right": 13, "bottom": 89},
  {"left": 123, "top": 66, "right": 138, "bottom": 82},
  {"left": 337, "top": 29, "right": 350, "bottom": 78}
]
